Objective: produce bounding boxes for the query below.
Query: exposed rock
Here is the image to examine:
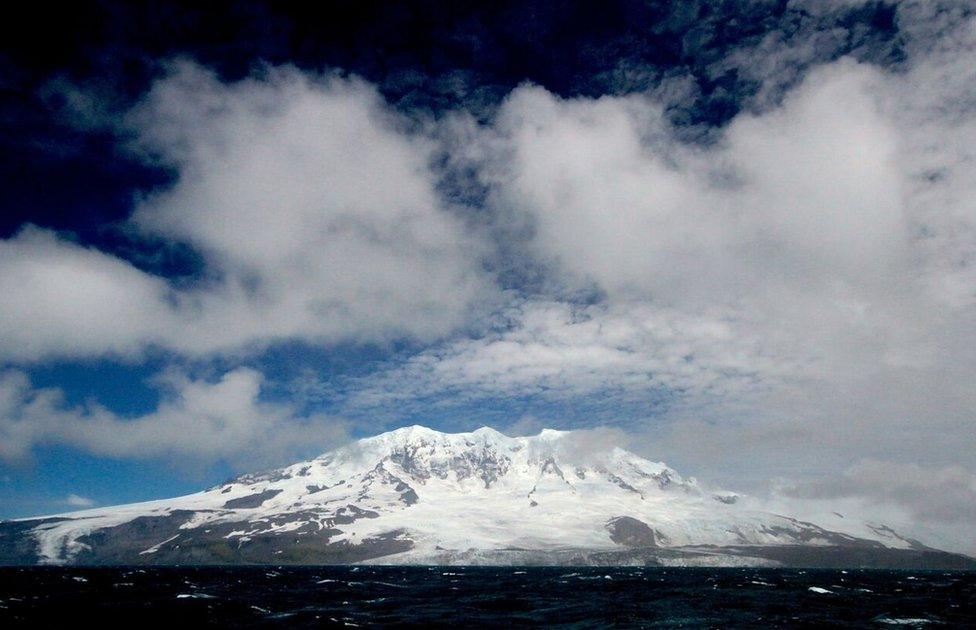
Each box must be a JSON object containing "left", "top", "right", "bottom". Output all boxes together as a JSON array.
[
  {"left": 606, "top": 516, "right": 664, "bottom": 547},
  {"left": 222, "top": 489, "right": 283, "bottom": 509}
]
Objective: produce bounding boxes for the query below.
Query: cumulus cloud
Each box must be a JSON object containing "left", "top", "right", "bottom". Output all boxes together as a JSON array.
[
  {"left": 0, "top": 61, "right": 492, "bottom": 362},
  {"left": 126, "top": 62, "right": 493, "bottom": 352},
  {"left": 481, "top": 60, "right": 913, "bottom": 309},
  {"left": 484, "top": 86, "right": 722, "bottom": 302},
  {"left": 0, "top": 227, "right": 174, "bottom": 361},
  {"left": 0, "top": 367, "right": 347, "bottom": 466}
]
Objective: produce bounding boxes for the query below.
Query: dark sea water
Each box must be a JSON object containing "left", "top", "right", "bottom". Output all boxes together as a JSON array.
[{"left": 0, "top": 566, "right": 973, "bottom": 627}]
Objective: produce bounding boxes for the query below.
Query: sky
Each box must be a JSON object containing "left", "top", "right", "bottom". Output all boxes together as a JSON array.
[{"left": 0, "top": 1, "right": 974, "bottom": 552}]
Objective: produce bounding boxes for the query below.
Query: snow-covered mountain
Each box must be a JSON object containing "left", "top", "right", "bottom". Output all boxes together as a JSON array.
[{"left": 1, "top": 426, "right": 973, "bottom": 568}]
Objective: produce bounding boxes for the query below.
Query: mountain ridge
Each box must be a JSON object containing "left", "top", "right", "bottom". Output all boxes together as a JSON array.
[{"left": 1, "top": 425, "right": 973, "bottom": 568}]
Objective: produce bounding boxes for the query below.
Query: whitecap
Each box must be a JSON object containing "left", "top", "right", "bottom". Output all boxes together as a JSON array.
[{"left": 267, "top": 612, "right": 296, "bottom": 619}]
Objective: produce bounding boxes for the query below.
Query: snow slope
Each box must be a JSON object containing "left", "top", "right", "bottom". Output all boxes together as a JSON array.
[{"left": 2, "top": 426, "right": 964, "bottom": 567}]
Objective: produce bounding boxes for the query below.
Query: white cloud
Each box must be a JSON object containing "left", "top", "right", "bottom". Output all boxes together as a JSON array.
[
  {"left": 785, "top": 459, "right": 976, "bottom": 526},
  {"left": 762, "top": 459, "right": 976, "bottom": 555},
  {"left": 65, "top": 494, "right": 95, "bottom": 508},
  {"left": 484, "top": 86, "right": 723, "bottom": 303},
  {"left": 126, "top": 62, "right": 493, "bottom": 353},
  {"left": 483, "top": 60, "right": 914, "bottom": 311},
  {"left": 0, "top": 61, "right": 493, "bottom": 362},
  {"left": 0, "top": 367, "right": 347, "bottom": 466},
  {"left": 0, "top": 227, "right": 174, "bottom": 361},
  {"left": 344, "top": 299, "right": 793, "bottom": 412}
]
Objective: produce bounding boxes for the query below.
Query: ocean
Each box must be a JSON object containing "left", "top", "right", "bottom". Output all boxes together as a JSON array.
[{"left": 0, "top": 566, "right": 973, "bottom": 627}]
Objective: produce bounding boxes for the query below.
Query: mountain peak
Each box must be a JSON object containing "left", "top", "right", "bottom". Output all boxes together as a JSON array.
[
  {"left": 377, "top": 424, "right": 444, "bottom": 440},
  {"left": 350, "top": 425, "right": 574, "bottom": 452},
  {"left": 359, "top": 424, "right": 572, "bottom": 445},
  {"left": 471, "top": 426, "right": 507, "bottom": 438}
]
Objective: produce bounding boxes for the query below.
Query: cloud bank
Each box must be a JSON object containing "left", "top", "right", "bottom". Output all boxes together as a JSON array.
[{"left": 0, "top": 368, "right": 346, "bottom": 466}]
